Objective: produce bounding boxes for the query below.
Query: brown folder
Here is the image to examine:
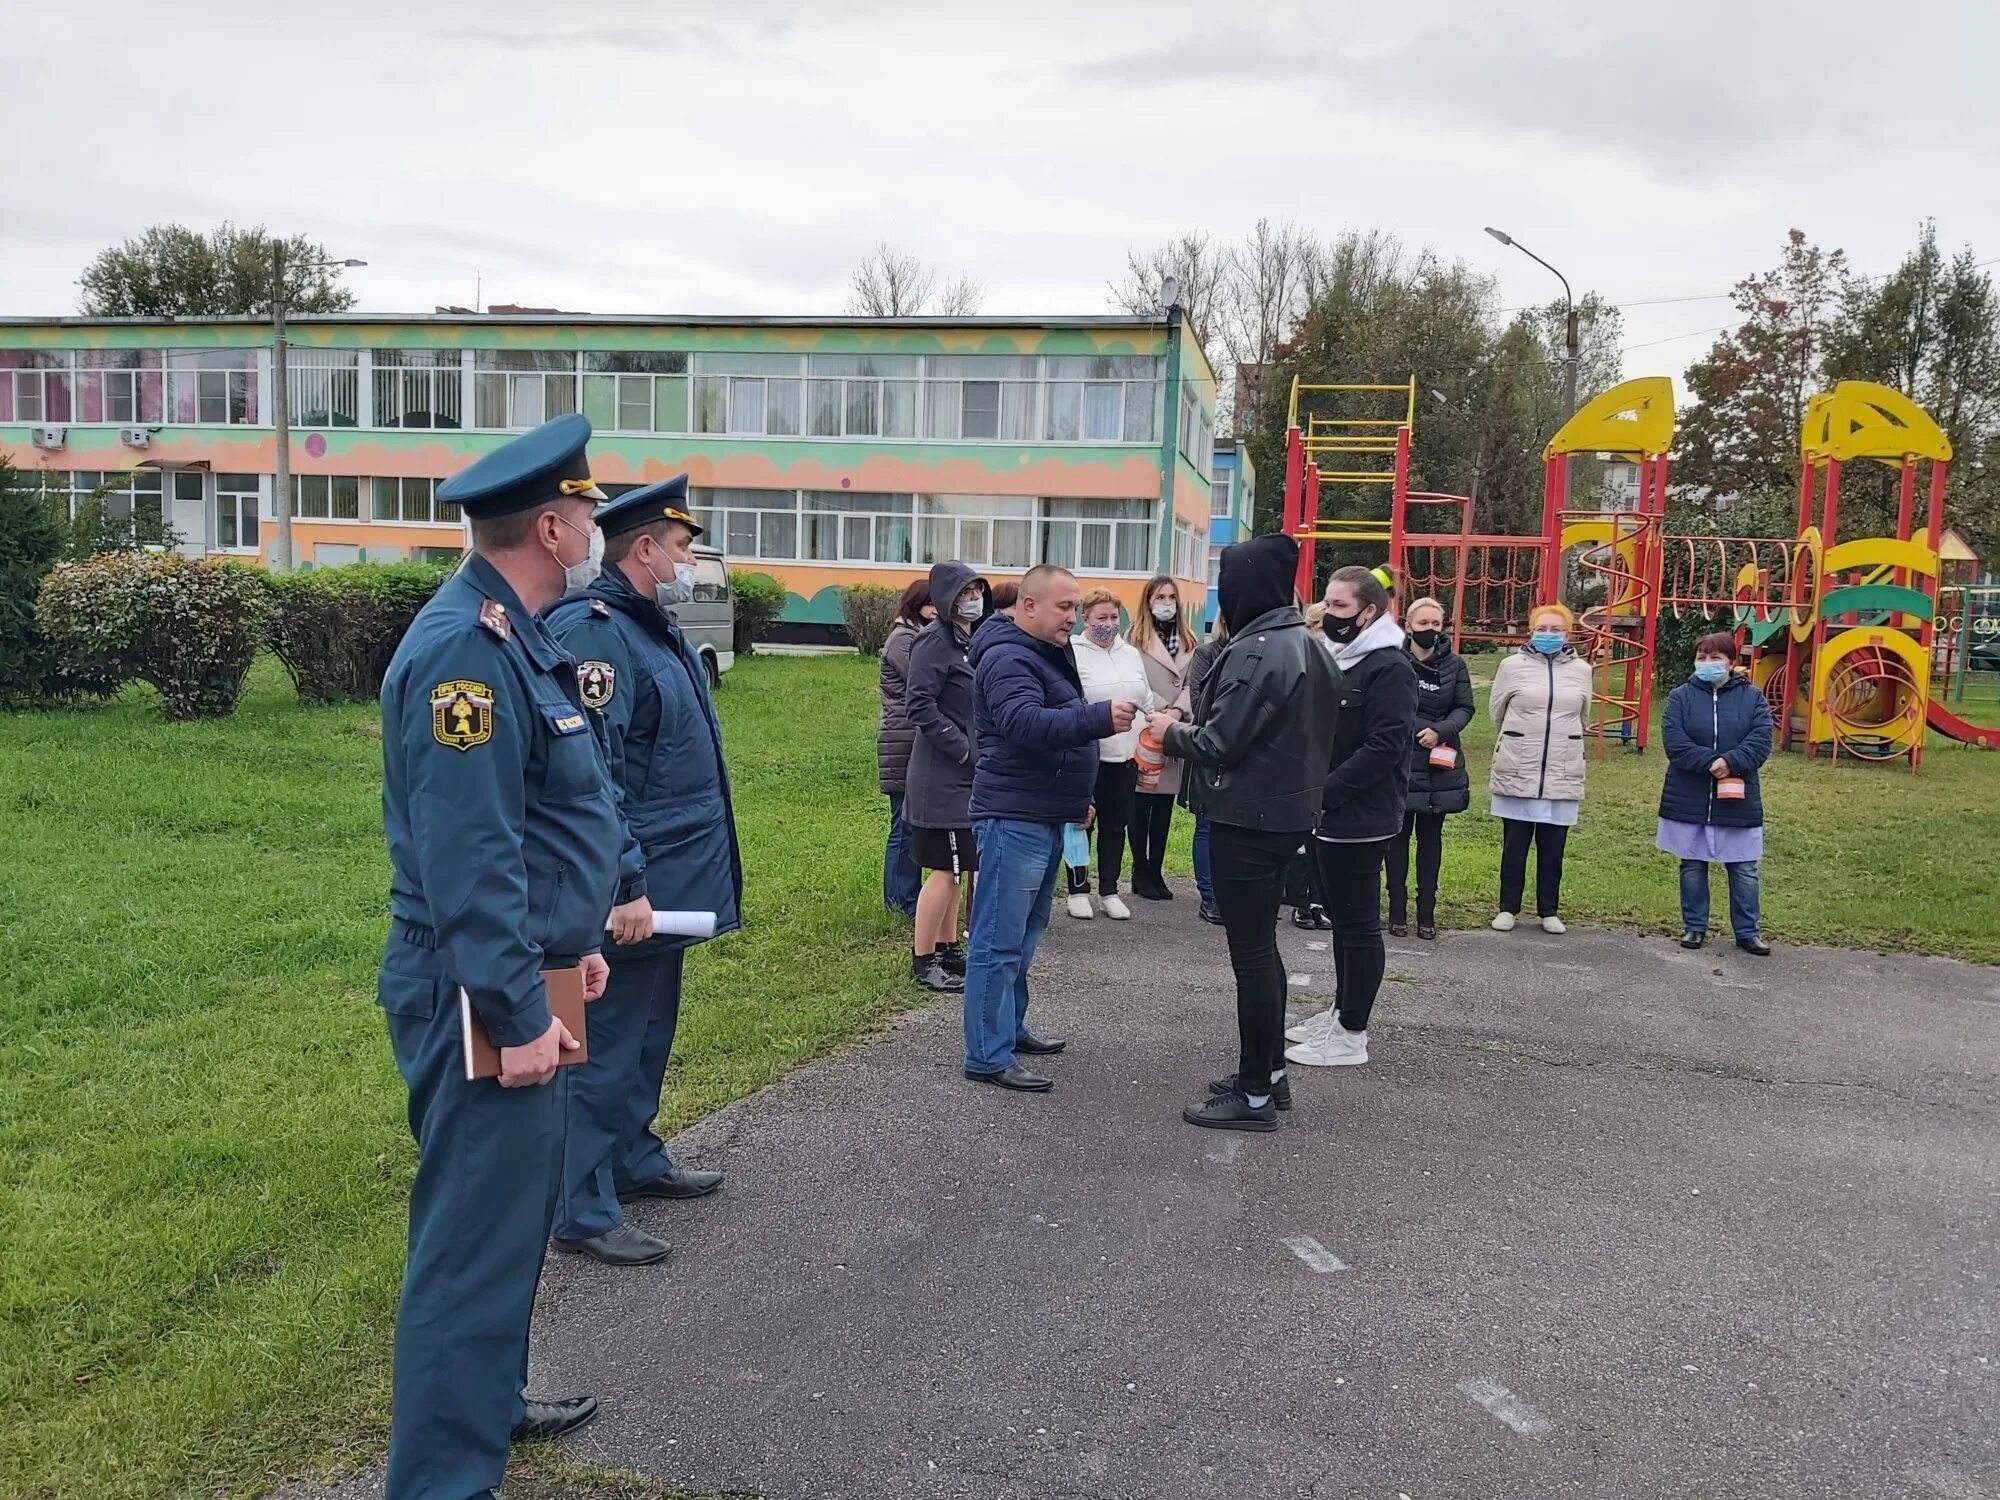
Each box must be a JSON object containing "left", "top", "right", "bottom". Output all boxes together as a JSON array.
[{"left": 459, "top": 966, "right": 589, "bottom": 1081}]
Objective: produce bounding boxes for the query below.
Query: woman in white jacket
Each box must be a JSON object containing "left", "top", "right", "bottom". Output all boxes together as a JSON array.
[
  {"left": 1066, "top": 587, "right": 1160, "bottom": 919},
  {"left": 1488, "top": 602, "right": 1594, "bottom": 933}
]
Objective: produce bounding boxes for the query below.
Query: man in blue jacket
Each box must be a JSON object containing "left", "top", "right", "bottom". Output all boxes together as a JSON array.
[
  {"left": 962, "top": 564, "right": 1137, "bottom": 1091},
  {"left": 544, "top": 475, "right": 744, "bottom": 1266}
]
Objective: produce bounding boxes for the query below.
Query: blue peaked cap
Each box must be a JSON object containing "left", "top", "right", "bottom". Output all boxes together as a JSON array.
[
  {"left": 594, "top": 473, "right": 703, "bottom": 538},
  {"left": 437, "top": 413, "right": 604, "bottom": 517}
]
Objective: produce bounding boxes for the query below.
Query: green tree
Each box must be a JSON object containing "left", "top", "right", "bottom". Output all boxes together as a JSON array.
[
  {"left": 77, "top": 222, "right": 358, "bottom": 318},
  {"left": 1676, "top": 229, "right": 1850, "bottom": 507},
  {"left": 0, "top": 460, "right": 65, "bottom": 703}
]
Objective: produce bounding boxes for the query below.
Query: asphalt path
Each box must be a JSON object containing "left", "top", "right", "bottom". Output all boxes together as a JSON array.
[{"left": 285, "top": 894, "right": 2000, "bottom": 1499}]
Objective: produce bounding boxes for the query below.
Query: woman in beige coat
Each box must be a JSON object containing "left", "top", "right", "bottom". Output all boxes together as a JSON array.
[
  {"left": 1488, "top": 602, "right": 1593, "bottom": 934},
  {"left": 1127, "top": 574, "right": 1194, "bottom": 901}
]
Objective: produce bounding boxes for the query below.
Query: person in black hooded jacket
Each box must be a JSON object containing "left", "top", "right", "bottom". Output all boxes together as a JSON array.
[
  {"left": 1385, "top": 595, "right": 1472, "bottom": 939},
  {"left": 1285, "top": 565, "right": 1417, "bottom": 1073},
  {"left": 1151, "top": 532, "right": 1339, "bottom": 1132}
]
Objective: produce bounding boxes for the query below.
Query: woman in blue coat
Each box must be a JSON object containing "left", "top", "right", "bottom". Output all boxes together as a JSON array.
[{"left": 1658, "top": 631, "right": 1774, "bottom": 955}]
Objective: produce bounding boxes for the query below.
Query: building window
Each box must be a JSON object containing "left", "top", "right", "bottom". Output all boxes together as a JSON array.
[
  {"left": 165, "top": 350, "right": 259, "bottom": 425},
  {"left": 1211, "top": 465, "right": 1234, "bottom": 518},
  {"left": 373, "top": 349, "right": 462, "bottom": 429},
  {"left": 805, "top": 353, "right": 922, "bottom": 439},
  {"left": 74, "top": 350, "right": 165, "bottom": 425},
  {"left": 474, "top": 350, "right": 577, "bottom": 429},
  {"left": 288, "top": 348, "right": 359, "bottom": 428},
  {"left": 289, "top": 474, "right": 362, "bottom": 520},
  {"left": 0, "top": 351, "right": 73, "bottom": 424},
  {"left": 372, "top": 475, "right": 457, "bottom": 524},
  {"left": 62, "top": 469, "right": 165, "bottom": 536},
  {"left": 690, "top": 352, "right": 803, "bottom": 437},
  {"left": 1176, "top": 385, "right": 1215, "bottom": 481},
  {"left": 1044, "top": 356, "right": 1158, "bottom": 444},
  {"left": 1206, "top": 543, "right": 1222, "bottom": 589},
  {"left": 1172, "top": 519, "right": 1206, "bottom": 582},
  {"left": 214, "top": 473, "right": 261, "bottom": 551},
  {"left": 582, "top": 351, "right": 689, "bottom": 434},
  {"left": 1041, "top": 498, "right": 1152, "bottom": 574}
]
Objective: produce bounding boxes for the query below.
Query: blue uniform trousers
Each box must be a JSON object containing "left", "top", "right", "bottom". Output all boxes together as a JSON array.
[
  {"left": 381, "top": 948, "right": 563, "bottom": 1500},
  {"left": 556, "top": 946, "right": 685, "bottom": 1237}
]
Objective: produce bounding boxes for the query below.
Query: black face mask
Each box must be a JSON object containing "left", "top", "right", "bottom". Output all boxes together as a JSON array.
[
  {"left": 1409, "top": 628, "right": 1442, "bottom": 651},
  {"left": 1323, "top": 612, "right": 1362, "bottom": 645}
]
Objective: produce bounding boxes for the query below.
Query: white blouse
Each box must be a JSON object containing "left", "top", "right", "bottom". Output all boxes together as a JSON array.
[{"left": 1072, "top": 634, "right": 1158, "bottom": 762}]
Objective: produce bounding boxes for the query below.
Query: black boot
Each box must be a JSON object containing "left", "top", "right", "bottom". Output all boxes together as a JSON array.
[
  {"left": 912, "top": 950, "right": 963, "bottom": 992},
  {"left": 936, "top": 940, "right": 966, "bottom": 977}
]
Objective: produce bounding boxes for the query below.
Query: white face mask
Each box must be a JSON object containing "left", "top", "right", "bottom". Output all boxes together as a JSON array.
[
  {"left": 1151, "top": 601, "right": 1178, "bottom": 623},
  {"left": 955, "top": 596, "right": 985, "bottom": 621},
  {"left": 554, "top": 515, "right": 603, "bottom": 593},
  {"left": 650, "top": 558, "right": 696, "bottom": 609}
]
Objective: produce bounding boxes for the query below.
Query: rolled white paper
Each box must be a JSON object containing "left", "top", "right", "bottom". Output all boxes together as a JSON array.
[{"left": 605, "top": 910, "right": 718, "bottom": 940}]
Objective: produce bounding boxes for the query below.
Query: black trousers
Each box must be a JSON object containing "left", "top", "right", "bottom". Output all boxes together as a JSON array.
[
  {"left": 1208, "top": 822, "right": 1300, "bottom": 1094},
  {"left": 1068, "top": 758, "right": 1138, "bottom": 896},
  {"left": 1128, "top": 791, "right": 1176, "bottom": 888},
  {"left": 1312, "top": 837, "right": 1391, "bottom": 1033},
  {"left": 1385, "top": 811, "right": 1447, "bottom": 926},
  {"left": 1499, "top": 818, "right": 1569, "bottom": 918}
]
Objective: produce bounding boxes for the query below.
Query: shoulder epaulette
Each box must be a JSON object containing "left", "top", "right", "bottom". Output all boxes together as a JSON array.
[
  {"left": 478, "top": 599, "right": 511, "bottom": 642},
  {"left": 590, "top": 598, "right": 611, "bottom": 617}
]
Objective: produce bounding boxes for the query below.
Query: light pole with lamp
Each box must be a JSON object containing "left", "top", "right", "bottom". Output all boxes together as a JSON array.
[
  {"left": 1485, "top": 226, "right": 1578, "bottom": 421},
  {"left": 269, "top": 242, "right": 367, "bottom": 571}
]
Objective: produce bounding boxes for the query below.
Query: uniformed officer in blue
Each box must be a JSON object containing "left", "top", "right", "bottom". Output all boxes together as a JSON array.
[
  {"left": 378, "top": 412, "right": 623, "bottom": 1499},
  {"left": 545, "top": 474, "right": 744, "bottom": 1266}
]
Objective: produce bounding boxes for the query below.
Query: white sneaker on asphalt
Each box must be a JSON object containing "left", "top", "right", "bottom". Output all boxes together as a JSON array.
[
  {"left": 1540, "top": 915, "right": 1566, "bottom": 934},
  {"left": 1286, "top": 1023, "right": 1369, "bottom": 1068},
  {"left": 1066, "top": 893, "right": 1094, "bottom": 919},
  {"left": 1101, "top": 894, "right": 1132, "bottom": 920},
  {"left": 1491, "top": 911, "right": 1517, "bottom": 932},
  {"left": 1285, "top": 1007, "right": 1338, "bottom": 1044}
]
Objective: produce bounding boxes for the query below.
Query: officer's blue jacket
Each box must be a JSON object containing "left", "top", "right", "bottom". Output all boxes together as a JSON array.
[
  {"left": 380, "top": 554, "right": 622, "bottom": 1044},
  {"left": 546, "top": 565, "right": 743, "bottom": 952}
]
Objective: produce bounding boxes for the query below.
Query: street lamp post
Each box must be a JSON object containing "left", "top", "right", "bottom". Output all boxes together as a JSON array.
[
  {"left": 1485, "top": 227, "right": 1578, "bottom": 421},
  {"left": 269, "top": 244, "right": 367, "bottom": 571}
]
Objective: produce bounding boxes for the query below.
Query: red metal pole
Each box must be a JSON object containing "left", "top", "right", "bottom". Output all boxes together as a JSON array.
[
  {"left": 1281, "top": 427, "right": 1303, "bottom": 539},
  {"left": 1297, "top": 463, "right": 1321, "bottom": 603},
  {"left": 1449, "top": 488, "right": 1472, "bottom": 652},
  {"left": 1633, "top": 454, "right": 1668, "bottom": 750},
  {"left": 1894, "top": 457, "right": 1918, "bottom": 594},
  {"left": 1389, "top": 426, "right": 1411, "bottom": 578},
  {"left": 1918, "top": 460, "right": 1949, "bottom": 660},
  {"left": 1539, "top": 453, "right": 1567, "bottom": 606},
  {"left": 1807, "top": 459, "right": 1842, "bottom": 754}
]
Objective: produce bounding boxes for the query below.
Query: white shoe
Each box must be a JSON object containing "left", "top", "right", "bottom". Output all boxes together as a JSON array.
[
  {"left": 1285, "top": 1007, "right": 1338, "bottom": 1044},
  {"left": 1491, "top": 911, "right": 1517, "bottom": 932},
  {"left": 1066, "top": 893, "right": 1094, "bottom": 920},
  {"left": 1286, "top": 1023, "right": 1369, "bottom": 1068},
  {"left": 1540, "top": 915, "right": 1566, "bottom": 934},
  {"left": 1101, "top": 894, "right": 1132, "bottom": 920}
]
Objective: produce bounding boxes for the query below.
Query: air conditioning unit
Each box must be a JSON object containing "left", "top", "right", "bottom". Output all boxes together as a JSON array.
[
  {"left": 29, "top": 426, "right": 66, "bottom": 450},
  {"left": 119, "top": 427, "right": 151, "bottom": 448}
]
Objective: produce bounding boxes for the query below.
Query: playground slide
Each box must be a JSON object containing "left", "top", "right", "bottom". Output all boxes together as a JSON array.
[{"left": 1926, "top": 700, "right": 1998, "bottom": 749}]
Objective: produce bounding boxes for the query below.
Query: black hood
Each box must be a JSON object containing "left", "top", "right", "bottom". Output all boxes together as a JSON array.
[
  {"left": 928, "top": 560, "right": 990, "bottom": 638},
  {"left": 1217, "top": 533, "right": 1299, "bottom": 635}
]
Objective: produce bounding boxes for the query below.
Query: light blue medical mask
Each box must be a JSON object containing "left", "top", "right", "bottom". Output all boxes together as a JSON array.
[
  {"left": 1693, "top": 660, "right": 1729, "bottom": 685},
  {"left": 1529, "top": 630, "right": 1565, "bottom": 655}
]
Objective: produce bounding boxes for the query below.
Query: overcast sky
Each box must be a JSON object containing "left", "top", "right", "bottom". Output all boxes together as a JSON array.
[{"left": 2, "top": 0, "right": 1993, "bottom": 385}]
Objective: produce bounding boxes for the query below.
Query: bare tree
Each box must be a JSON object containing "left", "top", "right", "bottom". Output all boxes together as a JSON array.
[
  {"left": 847, "top": 243, "right": 984, "bottom": 316},
  {"left": 1109, "top": 231, "right": 1231, "bottom": 350},
  {"left": 1219, "top": 219, "right": 1323, "bottom": 371}
]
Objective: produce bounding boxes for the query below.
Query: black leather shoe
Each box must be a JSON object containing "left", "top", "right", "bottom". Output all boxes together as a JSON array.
[
  {"left": 1291, "top": 906, "right": 1318, "bottom": 929},
  {"left": 511, "top": 1394, "right": 599, "bottom": 1443},
  {"left": 1208, "top": 1072, "right": 1291, "bottom": 1111},
  {"left": 551, "top": 1222, "right": 673, "bottom": 1266},
  {"left": 1681, "top": 931, "right": 1706, "bottom": 950},
  {"left": 619, "top": 1164, "right": 724, "bottom": 1201},
  {"left": 1198, "top": 898, "right": 1225, "bottom": 925},
  {"left": 1183, "top": 1088, "right": 1278, "bottom": 1132},
  {"left": 936, "top": 940, "right": 966, "bottom": 977},
  {"left": 1736, "top": 935, "right": 1772, "bottom": 956},
  {"left": 1389, "top": 922, "right": 1408, "bottom": 937},
  {"left": 1313, "top": 905, "right": 1333, "bottom": 931},
  {"left": 965, "top": 1064, "right": 1052, "bottom": 1092},
  {"left": 1014, "top": 1031, "right": 1067, "bottom": 1056},
  {"left": 1416, "top": 924, "right": 1437, "bottom": 940}
]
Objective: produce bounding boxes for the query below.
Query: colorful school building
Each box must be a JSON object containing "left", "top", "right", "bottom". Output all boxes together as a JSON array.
[
  {"left": 1204, "top": 437, "right": 1256, "bottom": 628},
  {"left": 0, "top": 311, "right": 1219, "bottom": 635}
]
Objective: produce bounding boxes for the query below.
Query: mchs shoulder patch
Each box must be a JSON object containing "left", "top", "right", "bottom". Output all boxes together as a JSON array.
[{"left": 577, "top": 660, "right": 617, "bottom": 710}]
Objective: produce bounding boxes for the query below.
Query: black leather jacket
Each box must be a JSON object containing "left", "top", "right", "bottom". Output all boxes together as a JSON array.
[{"left": 1163, "top": 605, "right": 1340, "bottom": 833}]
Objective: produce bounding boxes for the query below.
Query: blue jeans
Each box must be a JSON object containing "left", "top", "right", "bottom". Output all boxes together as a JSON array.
[
  {"left": 1680, "top": 858, "right": 1761, "bottom": 939},
  {"left": 962, "top": 818, "right": 1064, "bottom": 1074},
  {"left": 884, "top": 793, "right": 921, "bottom": 916},
  {"left": 1192, "top": 817, "right": 1214, "bottom": 902}
]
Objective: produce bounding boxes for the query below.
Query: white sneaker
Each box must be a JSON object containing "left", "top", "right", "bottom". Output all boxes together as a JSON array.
[
  {"left": 1101, "top": 894, "right": 1132, "bottom": 920},
  {"left": 1285, "top": 1007, "right": 1338, "bottom": 1044},
  {"left": 1540, "top": 915, "right": 1566, "bottom": 935},
  {"left": 1066, "top": 893, "right": 1094, "bottom": 920},
  {"left": 1491, "top": 911, "right": 1517, "bottom": 932},
  {"left": 1286, "top": 1023, "right": 1369, "bottom": 1068}
]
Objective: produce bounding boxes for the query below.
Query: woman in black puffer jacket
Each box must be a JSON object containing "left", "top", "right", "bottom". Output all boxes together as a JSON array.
[
  {"left": 877, "top": 579, "right": 934, "bottom": 918},
  {"left": 1387, "top": 596, "right": 1473, "bottom": 939}
]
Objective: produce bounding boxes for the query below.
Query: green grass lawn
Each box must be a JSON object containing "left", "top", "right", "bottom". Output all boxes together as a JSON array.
[{"left": 2, "top": 651, "right": 1997, "bottom": 1500}]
